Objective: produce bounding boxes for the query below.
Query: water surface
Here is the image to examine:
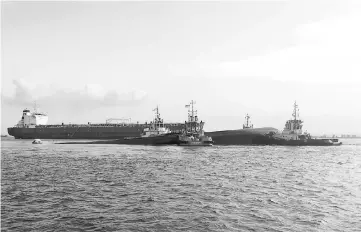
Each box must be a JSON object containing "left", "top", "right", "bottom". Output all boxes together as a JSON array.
[{"left": 2, "top": 138, "right": 361, "bottom": 231}]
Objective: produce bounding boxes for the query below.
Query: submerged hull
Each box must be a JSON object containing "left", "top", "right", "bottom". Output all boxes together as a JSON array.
[
  {"left": 204, "top": 128, "right": 342, "bottom": 146},
  {"left": 204, "top": 127, "right": 279, "bottom": 145}
]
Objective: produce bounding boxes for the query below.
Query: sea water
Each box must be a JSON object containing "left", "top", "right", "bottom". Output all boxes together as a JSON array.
[{"left": 2, "top": 138, "right": 361, "bottom": 231}]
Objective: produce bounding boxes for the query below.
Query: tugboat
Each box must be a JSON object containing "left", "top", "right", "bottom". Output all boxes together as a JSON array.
[
  {"left": 243, "top": 114, "right": 253, "bottom": 129},
  {"left": 177, "top": 101, "right": 214, "bottom": 146},
  {"left": 267, "top": 102, "right": 342, "bottom": 146},
  {"left": 122, "top": 106, "right": 179, "bottom": 145}
]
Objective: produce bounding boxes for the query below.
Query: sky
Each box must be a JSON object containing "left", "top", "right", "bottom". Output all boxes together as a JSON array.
[{"left": 1, "top": 0, "right": 361, "bottom": 135}]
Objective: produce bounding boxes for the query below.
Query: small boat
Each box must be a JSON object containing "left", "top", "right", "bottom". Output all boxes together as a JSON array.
[
  {"left": 177, "top": 101, "right": 214, "bottom": 146},
  {"left": 32, "top": 139, "right": 42, "bottom": 144},
  {"left": 267, "top": 102, "right": 342, "bottom": 146}
]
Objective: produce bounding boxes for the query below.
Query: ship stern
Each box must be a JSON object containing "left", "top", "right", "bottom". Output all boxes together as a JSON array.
[{"left": 7, "top": 127, "right": 18, "bottom": 138}]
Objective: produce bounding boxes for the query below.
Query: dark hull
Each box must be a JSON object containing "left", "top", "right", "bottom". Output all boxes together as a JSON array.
[
  {"left": 178, "top": 142, "right": 214, "bottom": 146},
  {"left": 57, "top": 133, "right": 180, "bottom": 145},
  {"left": 8, "top": 124, "right": 184, "bottom": 139},
  {"left": 264, "top": 138, "right": 342, "bottom": 146},
  {"left": 204, "top": 127, "right": 279, "bottom": 145},
  {"left": 204, "top": 128, "right": 342, "bottom": 146}
]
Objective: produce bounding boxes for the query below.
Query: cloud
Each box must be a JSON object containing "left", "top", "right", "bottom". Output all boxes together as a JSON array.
[
  {"left": 2, "top": 79, "right": 148, "bottom": 109},
  {"left": 216, "top": 10, "right": 361, "bottom": 84}
]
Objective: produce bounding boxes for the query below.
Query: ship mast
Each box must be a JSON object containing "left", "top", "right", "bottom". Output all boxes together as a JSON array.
[
  {"left": 153, "top": 105, "right": 161, "bottom": 128},
  {"left": 189, "top": 100, "right": 196, "bottom": 122},
  {"left": 292, "top": 101, "right": 298, "bottom": 122},
  {"left": 34, "top": 101, "right": 38, "bottom": 113},
  {"left": 291, "top": 101, "right": 302, "bottom": 133},
  {"left": 154, "top": 105, "right": 159, "bottom": 120},
  {"left": 186, "top": 100, "right": 198, "bottom": 133}
]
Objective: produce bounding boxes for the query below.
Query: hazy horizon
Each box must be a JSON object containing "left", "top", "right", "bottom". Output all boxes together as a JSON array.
[{"left": 2, "top": 1, "right": 361, "bottom": 135}]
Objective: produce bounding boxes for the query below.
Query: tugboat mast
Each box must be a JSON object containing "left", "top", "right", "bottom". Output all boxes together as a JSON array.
[
  {"left": 292, "top": 101, "right": 299, "bottom": 122},
  {"left": 290, "top": 101, "right": 303, "bottom": 135},
  {"left": 189, "top": 100, "right": 197, "bottom": 122},
  {"left": 185, "top": 100, "right": 199, "bottom": 133},
  {"left": 152, "top": 105, "right": 163, "bottom": 128},
  {"left": 34, "top": 101, "right": 38, "bottom": 113},
  {"left": 154, "top": 105, "right": 160, "bottom": 120}
]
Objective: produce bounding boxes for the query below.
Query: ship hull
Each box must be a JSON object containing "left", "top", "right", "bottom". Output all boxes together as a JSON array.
[
  {"left": 204, "top": 128, "right": 342, "bottom": 146},
  {"left": 264, "top": 138, "right": 342, "bottom": 146},
  {"left": 178, "top": 142, "right": 213, "bottom": 146},
  {"left": 122, "top": 133, "right": 179, "bottom": 145},
  {"left": 9, "top": 126, "right": 341, "bottom": 146},
  {"left": 57, "top": 133, "right": 180, "bottom": 145},
  {"left": 204, "top": 127, "right": 279, "bottom": 145},
  {"left": 7, "top": 124, "right": 184, "bottom": 139}
]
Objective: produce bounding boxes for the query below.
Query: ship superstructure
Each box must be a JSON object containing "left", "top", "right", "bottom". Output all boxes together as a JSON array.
[
  {"left": 272, "top": 101, "right": 305, "bottom": 140},
  {"left": 267, "top": 101, "right": 342, "bottom": 146},
  {"left": 15, "top": 108, "right": 48, "bottom": 128},
  {"left": 127, "top": 106, "right": 171, "bottom": 139},
  {"left": 177, "top": 100, "right": 213, "bottom": 146},
  {"left": 243, "top": 114, "right": 253, "bottom": 129},
  {"left": 184, "top": 100, "right": 204, "bottom": 134}
]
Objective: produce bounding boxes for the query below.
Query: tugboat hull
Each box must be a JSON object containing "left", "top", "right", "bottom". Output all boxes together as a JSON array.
[
  {"left": 266, "top": 138, "right": 342, "bottom": 146},
  {"left": 177, "top": 140, "right": 214, "bottom": 146}
]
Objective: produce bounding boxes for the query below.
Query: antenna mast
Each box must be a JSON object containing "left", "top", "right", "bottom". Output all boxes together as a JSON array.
[
  {"left": 292, "top": 101, "right": 298, "bottom": 121},
  {"left": 34, "top": 101, "right": 38, "bottom": 113},
  {"left": 188, "top": 100, "right": 197, "bottom": 121},
  {"left": 155, "top": 105, "right": 159, "bottom": 119}
]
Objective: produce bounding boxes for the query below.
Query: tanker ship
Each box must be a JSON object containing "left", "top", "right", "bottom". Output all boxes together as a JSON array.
[{"left": 7, "top": 107, "right": 184, "bottom": 139}]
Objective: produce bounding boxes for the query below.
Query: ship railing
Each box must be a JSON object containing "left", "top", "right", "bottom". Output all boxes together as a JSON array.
[{"left": 34, "top": 122, "right": 184, "bottom": 128}]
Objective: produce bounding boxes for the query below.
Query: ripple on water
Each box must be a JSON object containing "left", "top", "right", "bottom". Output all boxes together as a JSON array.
[{"left": 1, "top": 140, "right": 361, "bottom": 231}]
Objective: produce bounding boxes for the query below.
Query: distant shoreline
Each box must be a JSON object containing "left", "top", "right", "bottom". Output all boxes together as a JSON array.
[{"left": 314, "top": 137, "right": 361, "bottom": 139}]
